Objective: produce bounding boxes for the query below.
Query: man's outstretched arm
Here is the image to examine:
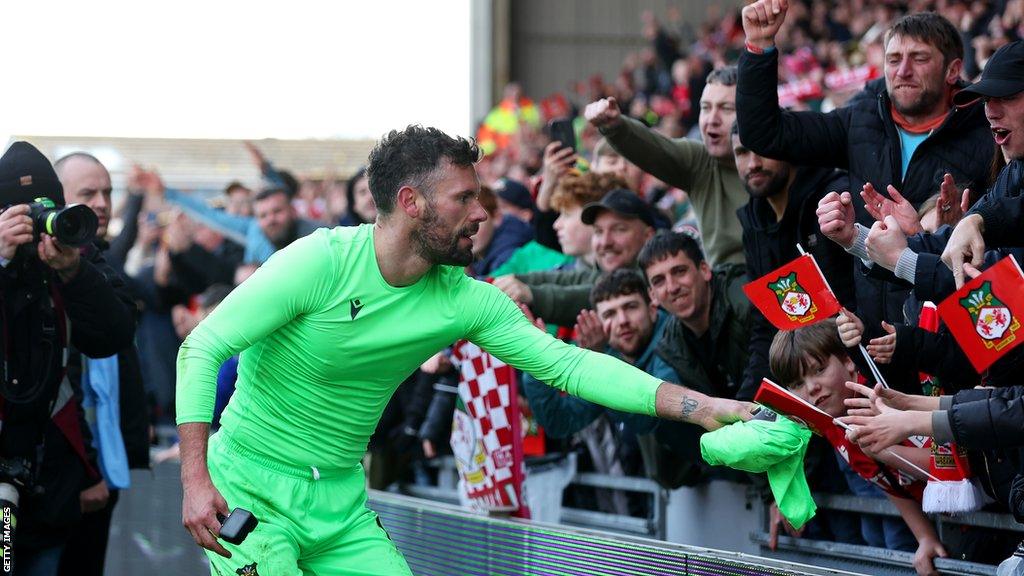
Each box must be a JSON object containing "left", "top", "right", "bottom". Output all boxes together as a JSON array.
[
  {"left": 655, "top": 382, "right": 754, "bottom": 431},
  {"left": 466, "top": 280, "right": 755, "bottom": 430}
]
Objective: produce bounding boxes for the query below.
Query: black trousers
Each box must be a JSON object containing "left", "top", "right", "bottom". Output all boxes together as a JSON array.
[{"left": 57, "top": 489, "right": 119, "bottom": 576}]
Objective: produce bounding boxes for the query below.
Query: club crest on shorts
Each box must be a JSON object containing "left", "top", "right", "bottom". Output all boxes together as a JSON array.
[
  {"left": 961, "top": 281, "right": 1020, "bottom": 350},
  {"left": 236, "top": 562, "right": 259, "bottom": 576},
  {"left": 768, "top": 272, "right": 817, "bottom": 322}
]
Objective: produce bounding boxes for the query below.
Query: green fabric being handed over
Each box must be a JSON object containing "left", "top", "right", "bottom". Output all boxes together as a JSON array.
[{"left": 700, "top": 411, "right": 815, "bottom": 529}]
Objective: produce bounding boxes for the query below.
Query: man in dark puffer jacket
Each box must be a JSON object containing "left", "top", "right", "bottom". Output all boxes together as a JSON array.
[{"left": 737, "top": 5, "right": 993, "bottom": 392}]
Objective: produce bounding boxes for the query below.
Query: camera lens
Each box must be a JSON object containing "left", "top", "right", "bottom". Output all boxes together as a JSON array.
[{"left": 47, "top": 204, "right": 98, "bottom": 247}]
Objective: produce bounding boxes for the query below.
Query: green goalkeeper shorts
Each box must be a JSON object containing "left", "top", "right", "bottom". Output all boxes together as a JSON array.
[{"left": 205, "top": 431, "right": 412, "bottom": 576}]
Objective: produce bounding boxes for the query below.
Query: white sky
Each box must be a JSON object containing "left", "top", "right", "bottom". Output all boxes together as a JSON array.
[{"left": 0, "top": 1, "right": 472, "bottom": 142}]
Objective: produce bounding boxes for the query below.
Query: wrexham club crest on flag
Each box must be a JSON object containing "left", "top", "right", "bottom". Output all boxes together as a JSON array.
[
  {"left": 769, "top": 273, "right": 816, "bottom": 321},
  {"left": 962, "top": 282, "right": 1019, "bottom": 346},
  {"left": 938, "top": 255, "right": 1024, "bottom": 373},
  {"left": 744, "top": 253, "right": 842, "bottom": 330}
]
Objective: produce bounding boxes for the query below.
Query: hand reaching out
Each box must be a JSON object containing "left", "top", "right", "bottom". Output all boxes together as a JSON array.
[
  {"left": 839, "top": 382, "right": 930, "bottom": 452},
  {"left": 936, "top": 173, "right": 970, "bottom": 228},
  {"left": 518, "top": 303, "right": 547, "bottom": 331},
  {"left": 865, "top": 215, "right": 909, "bottom": 272},
  {"left": 941, "top": 213, "right": 986, "bottom": 289},
  {"left": 243, "top": 141, "right": 267, "bottom": 168},
  {"left": 865, "top": 321, "right": 896, "bottom": 364},
  {"left": 493, "top": 275, "right": 534, "bottom": 304},
  {"left": 843, "top": 381, "right": 937, "bottom": 415},
  {"left": 135, "top": 168, "right": 166, "bottom": 198},
  {"left": 843, "top": 381, "right": 886, "bottom": 417},
  {"left": 768, "top": 501, "right": 804, "bottom": 551},
  {"left": 861, "top": 183, "right": 922, "bottom": 236}
]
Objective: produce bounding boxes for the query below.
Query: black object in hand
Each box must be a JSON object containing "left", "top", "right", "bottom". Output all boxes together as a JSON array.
[
  {"left": 216, "top": 508, "right": 258, "bottom": 545},
  {"left": 548, "top": 118, "right": 576, "bottom": 152}
]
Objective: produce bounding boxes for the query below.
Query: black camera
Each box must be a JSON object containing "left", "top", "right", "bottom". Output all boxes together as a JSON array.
[
  {"left": 26, "top": 197, "right": 97, "bottom": 247},
  {"left": 0, "top": 142, "right": 91, "bottom": 248}
]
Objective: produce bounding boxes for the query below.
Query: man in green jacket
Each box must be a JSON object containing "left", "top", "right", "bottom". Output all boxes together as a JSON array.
[
  {"left": 494, "top": 189, "right": 655, "bottom": 327},
  {"left": 639, "top": 231, "right": 755, "bottom": 401},
  {"left": 585, "top": 67, "right": 747, "bottom": 267}
]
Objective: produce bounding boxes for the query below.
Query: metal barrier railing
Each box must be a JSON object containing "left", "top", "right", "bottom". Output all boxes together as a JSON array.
[
  {"left": 402, "top": 455, "right": 668, "bottom": 539},
  {"left": 751, "top": 534, "right": 1000, "bottom": 576},
  {"left": 564, "top": 472, "right": 667, "bottom": 539},
  {"left": 369, "top": 490, "right": 860, "bottom": 576},
  {"left": 400, "top": 457, "right": 1023, "bottom": 576},
  {"left": 751, "top": 492, "right": 1023, "bottom": 576}
]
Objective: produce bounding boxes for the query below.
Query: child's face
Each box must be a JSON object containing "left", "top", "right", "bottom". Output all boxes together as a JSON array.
[{"left": 789, "top": 354, "right": 858, "bottom": 417}]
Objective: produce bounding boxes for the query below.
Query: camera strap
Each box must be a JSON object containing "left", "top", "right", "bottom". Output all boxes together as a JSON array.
[
  {"left": 0, "top": 279, "right": 72, "bottom": 488},
  {"left": 0, "top": 278, "right": 68, "bottom": 407}
]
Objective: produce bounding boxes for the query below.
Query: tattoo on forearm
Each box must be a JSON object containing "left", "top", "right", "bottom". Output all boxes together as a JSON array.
[{"left": 680, "top": 396, "right": 699, "bottom": 419}]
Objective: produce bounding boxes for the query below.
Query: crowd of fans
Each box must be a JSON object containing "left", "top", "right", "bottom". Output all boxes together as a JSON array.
[{"left": 10, "top": 0, "right": 1023, "bottom": 574}]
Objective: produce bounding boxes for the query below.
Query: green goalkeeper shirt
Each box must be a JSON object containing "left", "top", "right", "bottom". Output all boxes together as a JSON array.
[{"left": 176, "top": 224, "right": 662, "bottom": 468}]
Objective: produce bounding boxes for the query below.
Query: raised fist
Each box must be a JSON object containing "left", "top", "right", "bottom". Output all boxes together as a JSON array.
[
  {"left": 584, "top": 97, "right": 623, "bottom": 130},
  {"left": 741, "top": 0, "right": 789, "bottom": 50}
]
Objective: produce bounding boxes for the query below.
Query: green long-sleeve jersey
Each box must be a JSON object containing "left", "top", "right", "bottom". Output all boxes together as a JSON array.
[{"left": 176, "top": 224, "right": 662, "bottom": 468}]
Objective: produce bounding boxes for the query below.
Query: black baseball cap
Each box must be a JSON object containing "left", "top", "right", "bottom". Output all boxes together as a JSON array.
[
  {"left": 954, "top": 41, "right": 1024, "bottom": 106},
  {"left": 494, "top": 178, "right": 534, "bottom": 210},
  {"left": 581, "top": 189, "right": 656, "bottom": 228}
]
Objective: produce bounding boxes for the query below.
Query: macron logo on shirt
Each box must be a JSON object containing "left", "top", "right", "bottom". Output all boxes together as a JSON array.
[{"left": 350, "top": 299, "right": 364, "bottom": 320}]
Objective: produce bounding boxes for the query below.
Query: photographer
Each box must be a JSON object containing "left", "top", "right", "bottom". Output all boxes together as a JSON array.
[{"left": 0, "top": 142, "right": 134, "bottom": 574}]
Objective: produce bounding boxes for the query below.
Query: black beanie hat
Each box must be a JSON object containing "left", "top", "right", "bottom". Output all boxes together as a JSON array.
[{"left": 0, "top": 142, "right": 64, "bottom": 207}]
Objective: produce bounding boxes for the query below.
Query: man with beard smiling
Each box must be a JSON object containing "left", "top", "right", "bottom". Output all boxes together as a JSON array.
[
  {"left": 738, "top": 3, "right": 993, "bottom": 374},
  {"left": 175, "top": 126, "right": 753, "bottom": 576},
  {"left": 585, "top": 67, "right": 747, "bottom": 267},
  {"left": 732, "top": 125, "right": 855, "bottom": 399}
]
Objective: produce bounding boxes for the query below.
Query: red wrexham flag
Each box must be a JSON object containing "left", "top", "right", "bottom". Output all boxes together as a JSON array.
[
  {"left": 743, "top": 254, "right": 842, "bottom": 330},
  {"left": 754, "top": 378, "right": 926, "bottom": 501},
  {"left": 754, "top": 378, "right": 836, "bottom": 438},
  {"left": 938, "top": 255, "right": 1024, "bottom": 373}
]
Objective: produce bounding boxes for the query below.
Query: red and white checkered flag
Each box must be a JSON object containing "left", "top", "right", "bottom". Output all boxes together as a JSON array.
[{"left": 449, "top": 341, "right": 529, "bottom": 517}]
